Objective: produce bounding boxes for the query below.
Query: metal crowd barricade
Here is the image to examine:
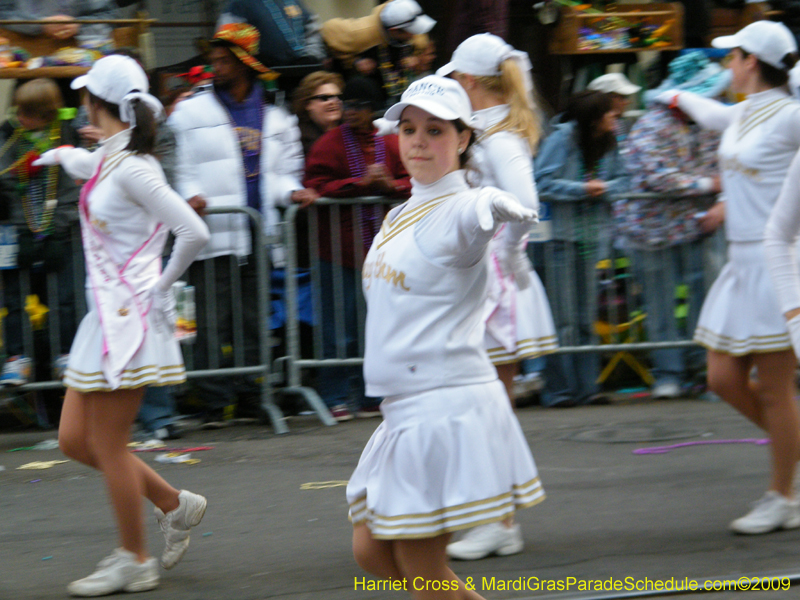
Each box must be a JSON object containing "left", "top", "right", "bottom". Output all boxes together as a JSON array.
[
  {"left": 0, "top": 207, "right": 296, "bottom": 434},
  {"left": 281, "top": 193, "right": 728, "bottom": 395},
  {"left": 536, "top": 192, "right": 725, "bottom": 354},
  {"left": 0, "top": 221, "right": 85, "bottom": 393},
  {"left": 281, "top": 197, "right": 396, "bottom": 398}
]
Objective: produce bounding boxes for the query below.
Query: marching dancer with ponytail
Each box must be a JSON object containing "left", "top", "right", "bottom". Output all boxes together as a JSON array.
[{"left": 36, "top": 55, "right": 210, "bottom": 595}]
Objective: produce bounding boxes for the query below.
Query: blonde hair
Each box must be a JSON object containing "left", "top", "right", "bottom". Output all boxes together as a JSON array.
[
  {"left": 292, "top": 71, "right": 345, "bottom": 120},
  {"left": 474, "top": 59, "right": 541, "bottom": 154},
  {"left": 14, "top": 78, "right": 63, "bottom": 123}
]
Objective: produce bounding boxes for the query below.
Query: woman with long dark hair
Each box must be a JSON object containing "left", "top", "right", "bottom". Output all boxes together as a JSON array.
[
  {"left": 534, "top": 89, "right": 629, "bottom": 407},
  {"left": 35, "top": 55, "right": 210, "bottom": 595}
]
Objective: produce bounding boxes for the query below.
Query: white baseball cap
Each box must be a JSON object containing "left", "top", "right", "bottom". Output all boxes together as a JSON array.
[
  {"left": 587, "top": 73, "right": 641, "bottom": 96},
  {"left": 72, "top": 55, "right": 164, "bottom": 126},
  {"left": 71, "top": 55, "right": 149, "bottom": 104},
  {"left": 380, "top": 0, "right": 436, "bottom": 35},
  {"left": 384, "top": 75, "right": 472, "bottom": 125},
  {"left": 711, "top": 20, "right": 798, "bottom": 70},
  {"left": 437, "top": 33, "right": 522, "bottom": 78}
]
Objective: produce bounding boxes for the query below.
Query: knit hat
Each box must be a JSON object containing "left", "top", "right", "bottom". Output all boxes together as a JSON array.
[
  {"left": 211, "top": 23, "right": 271, "bottom": 74},
  {"left": 342, "top": 76, "right": 384, "bottom": 112},
  {"left": 644, "top": 50, "right": 732, "bottom": 104}
]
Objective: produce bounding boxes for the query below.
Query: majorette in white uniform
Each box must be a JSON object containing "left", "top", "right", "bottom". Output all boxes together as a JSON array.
[
  {"left": 765, "top": 148, "right": 800, "bottom": 355},
  {"left": 674, "top": 87, "right": 800, "bottom": 355},
  {"left": 57, "top": 129, "right": 209, "bottom": 391},
  {"left": 471, "top": 104, "right": 558, "bottom": 364},
  {"left": 346, "top": 169, "right": 544, "bottom": 539}
]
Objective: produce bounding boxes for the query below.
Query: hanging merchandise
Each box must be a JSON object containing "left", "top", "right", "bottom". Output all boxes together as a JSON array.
[{"left": 553, "top": 0, "right": 678, "bottom": 52}]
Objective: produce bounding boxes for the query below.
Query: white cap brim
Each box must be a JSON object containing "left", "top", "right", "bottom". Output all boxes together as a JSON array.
[
  {"left": 711, "top": 34, "right": 739, "bottom": 50},
  {"left": 403, "top": 14, "right": 436, "bottom": 35},
  {"left": 385, "top": 96, "right": 461, "bottom": 122},
  {"left": 615, "top": 82, "right": 641, "bottom": 95},
  {"left": 435, "top": 62, "right": 456, "bottom": 77},
  {"left": 71, "top": 74, "right": 89, "bottom": 90}
]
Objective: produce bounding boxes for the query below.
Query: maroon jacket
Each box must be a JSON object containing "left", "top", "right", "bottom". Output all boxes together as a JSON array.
[{"left": 303, "top": 126, "right": 411, "bottom": 268}]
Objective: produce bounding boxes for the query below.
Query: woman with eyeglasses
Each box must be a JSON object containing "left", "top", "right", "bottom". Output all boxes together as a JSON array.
[
  {"left": 292, "top": 71, "right": 345, "bottom": 155},
  {"left": 303, "top": 76, "right": 411, "bottom": 422},
  {"left": 661, "top": 20, "right": 800, "bottom": 534}
]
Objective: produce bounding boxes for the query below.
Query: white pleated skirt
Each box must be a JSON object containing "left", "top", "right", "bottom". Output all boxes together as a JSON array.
[
  {"left": 63, "top": 291, "right": 186, "bottom": 392},
  {"left": 484, "top": 265, "right": 558, "bottom": 365},
  {"left": 694, "top": 241, "right": 791, "bottom": 356},
  {"left": 346, "top": 379, "right": 544, "bottom": 540}
]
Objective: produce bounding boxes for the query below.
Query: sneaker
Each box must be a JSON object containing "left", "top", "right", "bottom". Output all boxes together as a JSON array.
[
  {"left": 155, "top": 489, "right": 207, "bottom": 569},
  {"left": 513, "top": 372, "right": 544, "bottom": 398},
  {"left": 153, "top": 424, "right": 182, "bottom": 441},
  {"left": 730, "top": 491, "right": 800, "bottom": 535},
  {"left": 355, "top": 405, "right": 382, "bottom": 419},
  {"left": 330, "top": 404, "right": 354, "bottom": 422},
  {"left": 446, "top": 522, "right": 524, "bottom": 560},
  {"left": 651, "top": 382, "right": 681, "bottom": 399},
  {"left": 53, "top": 354, "right": 70, "bottom": 380},
  {"left": 67, "top": 548, "right": 158, "bottom": 596},
  {"left": 0, "top": 355, "right": 32, "bottom": 386}
]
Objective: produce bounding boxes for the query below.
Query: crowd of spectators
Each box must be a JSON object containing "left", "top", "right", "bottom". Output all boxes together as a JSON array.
[{"left": 0, "top": 0, "right": 767, "bottom": 422}]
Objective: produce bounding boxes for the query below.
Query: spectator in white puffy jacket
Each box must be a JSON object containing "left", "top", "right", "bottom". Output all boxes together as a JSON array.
[{"left": 168, "top": 23, "right": 318, "bottom": 419}]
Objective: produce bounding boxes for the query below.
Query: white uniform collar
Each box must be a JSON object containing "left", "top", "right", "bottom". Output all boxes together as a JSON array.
[
  {"left": 746, "top": 86, "right": 789, "bottom": 108},
  {"left": 100, "top": 128, "right": 132, "bottom": 154},
  {"left": 473, "top": 104, "right": 510, "bottom": 131},
  {"left": 388, "top": 170, "right": 468, "bottom": 223},
  {"left": 410, "top": 170, "right": 469, "bottom": 202}
]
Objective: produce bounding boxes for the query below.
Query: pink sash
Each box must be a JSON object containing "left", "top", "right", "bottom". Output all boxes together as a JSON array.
[
  {"left": 484, "top": 225, "right": 517, "bottom": 353},
  {"left": 79, "top": 157, "right": 164, "bottom": 389}
]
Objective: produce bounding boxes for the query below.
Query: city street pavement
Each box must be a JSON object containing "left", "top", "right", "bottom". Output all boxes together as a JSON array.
[{"left": 2, "top": 396, "right": 800, "bottom": 600}]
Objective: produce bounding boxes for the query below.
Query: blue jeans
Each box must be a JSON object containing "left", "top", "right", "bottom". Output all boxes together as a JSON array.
[
  {"left": 137, "top": 386, "right": 176, "bottom": 433},
  {"left": 541, "top": 241, "right": 602, "bottom": 406},
  {"left": 631, "top": 241, "right": 706, "bottom": 387},
  {"left": 317, "top": 261, "right": 375, "bottom": 410}
]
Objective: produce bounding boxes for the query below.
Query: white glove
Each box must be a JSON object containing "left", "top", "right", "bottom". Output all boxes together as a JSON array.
[
  {"left": 489, "top": 192, "right": 538, "bottom": 224},
  {"left": 653, "top": 89, "right": 680, "bottom": 106},
  {"left": 149, "top": 286, "right": 177, "bottom": 334},
  {"left": 32, "top": 145, "right": 73, "bottom": 167},
  {"left": 373, "top": 117, "right": 398, "bottom": 137},
  {"left": 788, "top": 313, "right": 800, "bottom": 360},
  {"left": 497, "top": 241, "right": 533, "bottom": 290}
]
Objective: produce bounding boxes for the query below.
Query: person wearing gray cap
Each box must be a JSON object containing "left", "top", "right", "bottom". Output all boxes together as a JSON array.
[
  {"left": 587, "top": 73, "right": 640, "bottom": 111},
  {"left": 346, "top": 75, "right": 542, "bottom": 597},
  {"left": 587, "top": 72, "right": 641, "bottom": 140},
  {"left": 658, "top": 20, "right": 800, "bottom": 535}
]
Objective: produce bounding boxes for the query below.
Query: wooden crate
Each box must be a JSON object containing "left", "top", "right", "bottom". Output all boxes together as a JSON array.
[
  {"left": 706, "top": 3, "right": 776, "bottom": 45},
  {"left": 548, "top": 2, "right": 684, "bottom": 55}
]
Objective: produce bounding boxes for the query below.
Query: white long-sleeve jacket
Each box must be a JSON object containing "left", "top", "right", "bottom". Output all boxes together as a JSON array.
[{"left": 168, "top": 85, "right": 304, "bottom": 263}]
